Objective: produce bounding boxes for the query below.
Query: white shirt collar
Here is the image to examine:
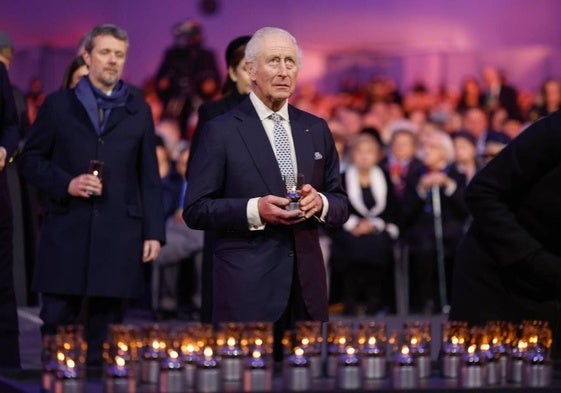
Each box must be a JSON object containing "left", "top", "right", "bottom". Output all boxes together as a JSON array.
[{"left": 249, "top": 91, "right": 289, "bottom": 122}]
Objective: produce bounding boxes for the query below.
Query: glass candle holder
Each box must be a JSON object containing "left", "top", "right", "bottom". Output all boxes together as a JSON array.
[
  {"left": 336, "top": 346, "right": 362, "bottom": 390},
  {"left": 458, "top": 344, "right": 487, "bottom": 388},
  {"left": 243, "top": 350, "right": 272, "bottom": 392},
  {"left": 140, "top": 324, "right": 169, "bottom": 384},
  {"left": 391, "top": 343, "right": 419, "bottom": 389},
  {"left": 284, "top": 347, "right": 311, "bottom": 391},
  {"left": 327, "top": 320, "right": 354, "bottom": 377},
  {"left": 217, "top": 322, "right": 245, "bottom": 381},
  {"left": 294, "top": 321, "right": 323, "bottom": 378},
  {"left": 357, "top": 321, "right": 387, "bottom": 379},
  {"left": 196, "top": 347, "right": 222, "bottom": 393}
]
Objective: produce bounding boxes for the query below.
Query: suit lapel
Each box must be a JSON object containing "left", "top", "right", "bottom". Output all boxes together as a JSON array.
[
  {"left": 103, "top": 95, "right": 139, "bottom": 135},
  {"left": 289, "top": 106, "right": 314, "bottom": 186},
  {"left": 235, "top": 99, "right": 285, "bottom": 195}
]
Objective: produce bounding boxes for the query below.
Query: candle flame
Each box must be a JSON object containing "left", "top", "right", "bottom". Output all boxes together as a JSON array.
[
  {"left": 152, "top": 340, "right": 160, "bottom": 350},
  {"left": 227, "top": 337, "right": 236, "bottom": 347},
  {"left": 529, "top": 335, "right": 538, "bottom": 345},
  {"left": 451, "top": 336, "right": 459, "bottom": 345},
  {"left": 252, "top": 350, "right": 261, "bottom": 359},
  {"left": 203, "top": 347, "right": 213, "bottom": 358},
  {"left": 115, "top": 356, "right": 125, "bottom": 367},
  {"left": 185, "top": 344, "right": 195, "bottom": 353},
  {"left": 301, "top": 337, "right": 310, "bottom": 346},
  {"left": 346, "top": 346, "right": 355, "bottom": 355},
  {"left": 401, "top": 346, "right": 409, "bottom": 355},
  {"left": 66, "top": 358, "right": 75, "bottom": 369},
  {"left": 255, "top": 338, "right": 263, "bottom": 346},
  {"left": 468, "top": 344, "right": 477, "bottom": 354},
  {"left": 411, "top": 337, "right": 418, "bottom": 345},
  {"left": 518, "top": 341, "right": 528, "bottom": 350},
  {"left": 480, "top": 343, "right": 490, "bottom": 351},
  {"left": 294, "top": 347, "right": 304, "bottom": 357},
  {"left": 57, "top": 351, "right": 65, "bottom": 362},
  {"left": 169, "top": 350, "right": 178, "bottom": 359},
  {"left": 337, "top": 337, "right": 346, "bottom": 345},
  {"left": 118, "top": 342, "right": 128, "bottom": 352},
  {"left": 368, "top": 337, "right": 376, "bottom": 346}
]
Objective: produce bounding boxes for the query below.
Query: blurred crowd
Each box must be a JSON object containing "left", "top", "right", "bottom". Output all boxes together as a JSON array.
[{"left": 6, "top": 20, "right": 561, "bottom": 321}]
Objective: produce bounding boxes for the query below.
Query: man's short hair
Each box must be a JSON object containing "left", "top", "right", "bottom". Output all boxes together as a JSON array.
[
  {"left": 83, "top": 24, "right": 129, "bottom": 54},
  {"left": 245, "top": 27, "right": 302, "bottom": 73}
]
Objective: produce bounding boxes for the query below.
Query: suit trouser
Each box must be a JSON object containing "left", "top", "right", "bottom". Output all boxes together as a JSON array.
[
  {"left": 0, "top": 215, "right": 20, "bottom": 369},
  {"left": 40, "top": 293, "right": 125, "bottom": 366},
  {"left": 273, "top": 262, "right": 311, "bottom": 362}
]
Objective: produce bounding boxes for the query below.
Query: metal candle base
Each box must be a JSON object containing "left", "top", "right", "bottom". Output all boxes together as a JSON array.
[
  {"left": 53, "top": 378, "right": 84, "bottom": 393},
  {"left": 184, "top": 362, "right": 196, "bottom": 389},
  {"left": 391, "top": 366, "right": 419, "bottom": 389},
  {"left": 104, "top": 377, "right": 136, "bottom": 393},
  {"left": 362, "top": 356, "right": 386, "bottom": 379},
  {"left": 243, "top": 368, "right": 272, "bottom": 391},
  {"left": 522, "top": 364, "right": 552, "bottom": 387},
  {"left": 222, "top": 357, "right": 243, "bottom": 381},
  {"left": 442, "top": 355, "right": 460, "bottom": 378},
  {"left": 459, "top": 365, "right": 486, "bottom": 388},
  {"left": 308, "top": 355, "right": 323, "bottom": 379},
  {"left": 158, "top": 369, "right": 185, "bottom": 393},
  {"left": 416, "top": 355, "right": 431, "bottom": 379},
  {"left": 509, "top": 357, "right": 523, "bottom": 383},
  {"left": 327, "top": 355, "right": 338, "bottom": 377},
  {"left": 140, "top": 359, "right": 159, "bottom": 384},
  {"left": 336, "top": 365, "right": 362, "bottom": 390},
  {"left": 284, "top": 367, "right": 311, "bottom": 391},
  {"left": 486, "top": 360, "right": 500, "bottom": 385},
  {"left": 196, "top": 368, "right": 222, "bottom": 392}
]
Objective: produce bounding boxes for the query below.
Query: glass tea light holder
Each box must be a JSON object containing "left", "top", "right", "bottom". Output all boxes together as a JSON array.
[
  {"left": 284, "top": 347, "right": 312, "bottom": 391},
  {"left": 104, "top": 355, "right": 136, "bottom": 393},
  {"left": 521, "top": 324, "right": 553, "bottom": 388},
  {"left": 391, "top": 343, "right": 420, "bottom": 390},
  {"left": 53, "top": 325, "right": 87, "bottom": 393},
  {"left": 509, "top": 338, "right": 528, "bottom": 384},
  {"left": 217, "top": 322, "right": 246, "bottom": 381},
  {"left": 158, "top": 348, "right": 185, "bottom": 393},
  {"left": 458, "top": 344, "right": 487, "bottom": 388},
  {"left": 403, "top": 323, "right": 431, "bottom": 379},
  {"left": 485, "top": 321, "right": 513, "bottom": 384},
  {"left": 357, "top": 321, "right": 387, "bottom": 380},
  {"left": 440, "top": 321, "right": 468, "bottom": 379},
  {"left": 294, "top": 321, "right": 323, "bottom": 379},
  {"left": 336, "top": 346, "right": 362, "bottom": 390},
  {"left": 284, "top": 173, "right": 305, "bottom": 211},
  {"left": 327, "top": 320, "right": 354, "bottom": 378},
  {"left": 243, "top": 349, "right": 272, "bottom": 392},
  {"left": 54, "top": 357, "right": 85, "bottom": 393},
  {"left": 196, "top": 346, "right": 222, "bottom": 393},
  {"left": 178, "top": 323, "right": 212, "bottom": 390},
  {"left": 140, "top": 325, "right": 168, "bottom": 384}
]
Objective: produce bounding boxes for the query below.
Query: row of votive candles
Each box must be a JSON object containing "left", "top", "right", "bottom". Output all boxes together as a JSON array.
[{"left": 41, "top": 319, "right": 554, "bottom": 392}]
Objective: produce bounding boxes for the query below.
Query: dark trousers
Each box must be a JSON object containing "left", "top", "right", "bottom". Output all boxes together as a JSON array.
[
  {"left": 273, "top": 265, "right": 311, "bottom": 362},
  {"left": 0, "top": 214, "right": 20, "bottom": 369},
  {"left": 40, "top": 294, "right": 125, "bottom": 366}
]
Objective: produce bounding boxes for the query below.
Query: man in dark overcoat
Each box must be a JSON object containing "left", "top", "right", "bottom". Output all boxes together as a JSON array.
[
  {"left": 19, "top": 24, "right": 165, "bottom": 365},
  {"left": 450, "top": 110, "right": 561, "bottom": 358}
]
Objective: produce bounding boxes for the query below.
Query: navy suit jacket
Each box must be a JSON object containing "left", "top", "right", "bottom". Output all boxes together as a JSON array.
[
  {"left": 19, "top": 85, "right": 165, "bottom": 298},
  {"left": 183, "top": 97, "right": 348, "bottom": 323}
]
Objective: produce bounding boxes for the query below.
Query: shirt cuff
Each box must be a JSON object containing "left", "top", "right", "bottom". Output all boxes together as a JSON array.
[
  {"left": 247, "top": 197, "right": 265, "bottom": 231},
  {"left": 316, "top": 192, "right": 329, "bottom": 223}
]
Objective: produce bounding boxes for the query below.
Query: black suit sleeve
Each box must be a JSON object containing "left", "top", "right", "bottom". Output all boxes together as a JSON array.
[
  {"left": 0, "top": 63, "right": 19, "bottom": 158},
  {"left": 465, "top": 113, "right": 561, "bottom": 285}
]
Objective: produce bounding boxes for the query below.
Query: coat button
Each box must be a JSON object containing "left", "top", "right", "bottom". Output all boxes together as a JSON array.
[
  {"left": 98, "top": 138, "right": 104, "bottom": 144},
  {"left": 288, "top": 252, "right": 294, "bottom": 257},
  {"left": 93, "top": 209, "right": 100, "bottom": 217}
]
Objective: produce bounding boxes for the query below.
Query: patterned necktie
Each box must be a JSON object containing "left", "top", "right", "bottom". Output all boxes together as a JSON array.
[{"left": 270, "top": 112, "right": 295, "bottom": 191}]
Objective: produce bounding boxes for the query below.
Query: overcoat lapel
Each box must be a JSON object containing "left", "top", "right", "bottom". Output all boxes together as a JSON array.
[{"left": 289, "top": 105, "right": 314, "bottom": 186}]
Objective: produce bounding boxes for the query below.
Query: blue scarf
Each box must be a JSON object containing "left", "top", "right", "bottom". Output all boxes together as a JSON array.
[{"left": 75, "top": 76, "right": 129, "bottom": 134}]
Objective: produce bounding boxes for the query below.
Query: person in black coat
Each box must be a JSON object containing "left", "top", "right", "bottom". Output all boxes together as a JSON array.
[
  {"left": 329, "top": 133, "right": 399, "bottom": 315},
  {"left": 450, "top": 110, "right": 561, "bottom": 358},
  {"left": 401, "top": 130, "right": 469, "bottom": 314},
  {"left": 18, "top": 25, "right": 165, "bottom": 366},
  {"left": 0, "top": 47, "right": 20, "bottom": 369},
  {"left": 190, "top": 35, "right": 252, "bottom": 323}
]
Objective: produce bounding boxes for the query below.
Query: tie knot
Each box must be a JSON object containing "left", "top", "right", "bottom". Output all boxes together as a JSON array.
[{"left": 270, "top": 112, "right": 282, "bottom": 123}]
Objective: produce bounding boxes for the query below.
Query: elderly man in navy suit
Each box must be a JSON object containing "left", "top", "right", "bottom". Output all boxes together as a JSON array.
[
  {"left": 183, "top": 27, "right": 348, "bottom": 358},
  {"left": 19, "top": 24, "right": 165, "bottom": 366}
]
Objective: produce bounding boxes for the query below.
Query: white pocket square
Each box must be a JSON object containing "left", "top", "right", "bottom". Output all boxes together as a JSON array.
[{"left": 314, "top": 152, "right": 323, "bottom": 160}]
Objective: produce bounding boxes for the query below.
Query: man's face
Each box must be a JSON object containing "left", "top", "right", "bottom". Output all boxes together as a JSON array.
[
  {"left": 248, "top": 32, "right": 298, "bottom": 111},
  {"left": 83, "top": 34, "right": 127, "bottom": 92}
]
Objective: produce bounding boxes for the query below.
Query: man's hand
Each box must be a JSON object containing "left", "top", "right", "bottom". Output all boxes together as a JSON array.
[
  {"left": 299, "top": 184, "right": 323, "bottom": 220},
  {"left": 351, "top": 219, "right": 375, "bottom": 236},
  {"left": 258, "top": 195, "right": 303, "bottom": 225},
  {"left": 143, "top": 240, "right": 161, "bottom": 263},
  {"left": 419, "top": 172, "right": 451, "bottom": 192},
  {"left": 68, "top": 174, "right": 103, "bottom": 198}
]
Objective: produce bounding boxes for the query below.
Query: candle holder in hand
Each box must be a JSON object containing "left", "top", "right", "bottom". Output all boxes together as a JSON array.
[
  {"left": 88, "top": 159, "right": 104, "bottom": 196},
  {"left": 284, "top": 173, "right": 305, "bottom": 211}
]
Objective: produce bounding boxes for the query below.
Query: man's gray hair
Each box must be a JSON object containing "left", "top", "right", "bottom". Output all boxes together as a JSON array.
[
  {"left": 83, "top": 24, "right": 129, "bottom": 54},
  {"left": 245, "top": 27, "right": 302, "bottom": 73}
]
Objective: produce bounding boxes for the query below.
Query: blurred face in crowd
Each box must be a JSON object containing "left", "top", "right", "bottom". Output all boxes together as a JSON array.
[
  {"left": 176, "top": 149, "right": 190, "bottom": 178},
  {"left": 421, "top": 133, "right": 448, "bottom": 170},
  {"left": 463, "top": 108, "right": 488, "bottom": 138},
  {"left": 229, "top": 59, "right": 252, "bottom": 95},
  {"left": 83, "top": 34, "right": 127, "bottom": 93},
  {"left": 351, "top": 136, "right": 380, "bottom": 172},
  {"left": 391, "top": 131, "right": 417, "bottom": 162},
  {"left": 543, "top": 79, "right": 561, "bottom": 107},
  {"left": 155, "top": 145, "right": 170, "bottom": 179},
  {"left": 247, "top": 31, "right": 298, "bottom": 111},
  {"left": 453, "top": 137, "right": 476, "bottom": 165}
]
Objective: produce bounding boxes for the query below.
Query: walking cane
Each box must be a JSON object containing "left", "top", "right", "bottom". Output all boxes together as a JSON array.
[{"left": 431, "top": 184, "right": 450, "bottom": 315}]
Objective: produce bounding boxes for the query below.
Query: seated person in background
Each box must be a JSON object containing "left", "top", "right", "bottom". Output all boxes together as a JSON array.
[
  {"left": 329, "top": 132, "right": 399, "bottom": 316},
  {"left": 401, "top": 130, "right": 469, "bottom": 314},
  {"left": 482, "top": 131, "right": 510, "bottom": 165},
  {"left": 152, "top": 145, "right": 203, "bottom": 319}
]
